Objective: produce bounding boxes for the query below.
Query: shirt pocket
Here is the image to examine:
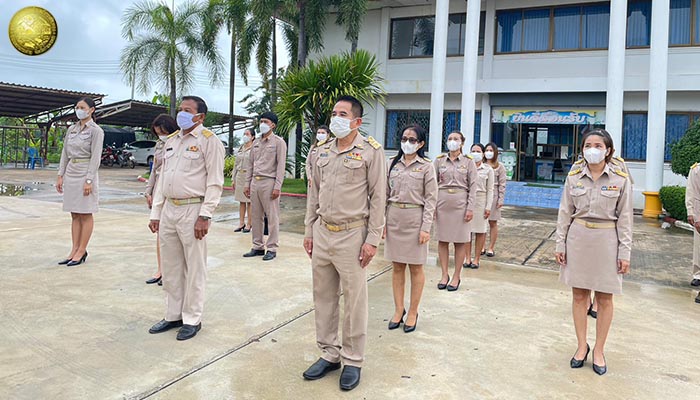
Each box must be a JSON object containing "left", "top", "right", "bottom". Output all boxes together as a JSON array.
[
  {"left": 570, "top": 187, "right": 588, "bottom": 211},
  {"left": 341, "top": 158, "right": 365, "bottom": 184},
  {"left": 408, "top": 170, "right": 424, "bottom": 191},
  {"left": 183, "top": 150, "right": 203, "bottom": 171},
  {"left": 599, "top": 189, "right": 621, "bottom": 211},
  {"left": 316, "top": 157, "right": 331, "bottom": 182}
]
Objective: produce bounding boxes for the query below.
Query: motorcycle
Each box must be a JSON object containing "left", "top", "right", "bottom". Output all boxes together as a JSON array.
[
  {"left": 116, "top": 145, "right": 136, "bottom": 169},
  {"left": 101, "top": 145, "right": 117, "bottom": 167}
]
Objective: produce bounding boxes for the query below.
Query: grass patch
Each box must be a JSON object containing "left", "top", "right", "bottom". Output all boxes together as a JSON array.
[{"left": 282, "top": 178, "right": 307, "bottom": 194}]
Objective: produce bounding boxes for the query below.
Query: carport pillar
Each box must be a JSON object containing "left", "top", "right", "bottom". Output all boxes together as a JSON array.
[
  {"left": 428, "top": 0, "right": 449, "bottom": 159},
  {"left": 460, "top": 0, "right": 482, "bottom": 150},
  {"left": 643, "top": 0, "right": 670, "bottom": 218},
  {"left": 605, "top": 0, "right": 627, "bottom": 148}
]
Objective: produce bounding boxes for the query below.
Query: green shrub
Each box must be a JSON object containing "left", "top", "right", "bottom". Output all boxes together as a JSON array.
[
  {"left": 224, "top": 155, "right": 236, "bottom": 178},
  {"left": 670, "top": 120, "right": 700, "bottom": 177},
  {"left": 659, "top": 185, "right": 687, "bottom": 221},
  {"left": 46, "top": 153, "right": 61, "bottom": 164}
]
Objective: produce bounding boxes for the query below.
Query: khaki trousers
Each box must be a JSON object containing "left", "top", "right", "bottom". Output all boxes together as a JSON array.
[
  {"left": 693, "top": 229, "right": 700, "bottom": 279},
  {"left": 311, "top": 220, "right": 368, "bottom": 367},
  {"left": 251, "top": 177, "right": 280, "bottom": 251},
  {"left": 159, "top": 201, "right": 208, "bottom": 325}
]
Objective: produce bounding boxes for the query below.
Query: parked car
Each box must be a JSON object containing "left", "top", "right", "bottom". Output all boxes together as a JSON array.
[{"left": 125, "top": 140, "right": 157, "bottom": 165}]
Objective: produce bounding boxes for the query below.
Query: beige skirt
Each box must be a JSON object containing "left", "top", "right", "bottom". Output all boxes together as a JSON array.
[
  {"left": 62, "top": 162, "right": 98, "bottom": 213},
  {"left": 384, "top": 206, "right": 428, "bottom": 265},
  {"left": 471, "top": 192, "right": 488, "bottom": 233},
  {"left": 436, "top": 189, "right": 471, "bottom": 243},
  {"left": 234, "top": 172, "right": 250, "bottom": 203},
  {"left": 560, "top": 222, "right": 623, "bottom": 295},
  {"left": 488, "top": 191, "right": 501, "bottom": 221}
]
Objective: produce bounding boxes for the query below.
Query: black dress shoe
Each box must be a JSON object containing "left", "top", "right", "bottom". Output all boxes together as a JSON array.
[
  {"left": 243, "top": 249, "right": 265, "bottom": 257},
  {"left": 696, "top": 293, "right": 700, "bottom": 304},
  {"left": 158, "top": 279, "right": 163, "bottom": 286},
  {"left": 587, "top": 304, "right": 598, "bottom": 319},
  {"left": 592, "top": 354, "right": 607, "bottom": 375},
  {"left": 446, "top": 279, "right": 461, "bottom": 291},
  {"left": 242, "top": 227, "right": 251, "bottom": 233},
  {"left": 437, "top": 275, "right": 450, "bottom": 290},
  {"left": 463, "top": 262, "right": 472, "bottom": 269},
  {"left": 388, "top": 309, "right": 405, "bottom": 330},
  {"left": 234, "top": 226, "right": 245, "bottom": 232},
  {"left": 339, "top": 366, "right": 361, "bottom": 391},
  {"left": 470, "top": 263, "right": 479, "bottom": 269},
  {"left": 149, "top": 319, "right": 183, "bottom": 334},
  {"left": 303, "top": 358, "right": 341, "bottom": 380},
  {"left": 570, "top": 344, "right": 590, "bottom": 368},
  {"left": 404, "top": 314, "right": 418, "bottom": 333},
  {"left": 691, "top": 279, "right": 700, "bottom": 287},
  {"left": 146, "top": 276, "right": 162, "bottom": 285},
  {"left": 66, "top": 251, "right": 88, "bottom": 267},
  {"left": 176, "top": 323, "right": 202, "bottom": 341},
  {"left": 262, "top": 251, "right": 277, "bottom": 261},
  {"left": 58, "top": 258, "right": 71, "bottom": 265}
]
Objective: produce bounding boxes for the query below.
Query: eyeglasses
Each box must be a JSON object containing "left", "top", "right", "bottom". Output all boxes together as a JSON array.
[{"left": 400, "top": 137, "right": 419, "bottom": 144}]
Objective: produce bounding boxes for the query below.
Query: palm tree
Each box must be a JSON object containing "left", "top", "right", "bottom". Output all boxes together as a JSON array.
[
  {"left": 120, "top": 0, "right": 224, "bottom": 117},
  {"left": 333, "top": 0, "right": 368, "bottom": 53},
  {"left": 204, "top": 0, "right": 249, "bottom": 154}
]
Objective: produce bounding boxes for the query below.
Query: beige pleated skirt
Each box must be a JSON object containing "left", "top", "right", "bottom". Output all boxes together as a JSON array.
[
  {"left": 234, "top": 171, "right": 250, "bottom": 203},
  {"left": 436, "top": 189, "right": 471, "bottom": 243},
  {"left": 560, "top": 222, "right": 622, "bottom": 295},
  {"left": 471, "top": 192, "right": 488, "bottom": 233},
  {"left": 488, "top": 191, "right": 502, "bottom": 221},
  {"left": 62, "top": 162, "right": 99, "bottom": 213},
  {"left": 384, "top": 206, "right": 428, "bottom": 265}
]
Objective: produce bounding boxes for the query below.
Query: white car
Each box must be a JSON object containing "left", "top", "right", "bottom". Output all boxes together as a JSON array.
[{"left": 125, "top": 140, "right": 157, "bottom": 165}]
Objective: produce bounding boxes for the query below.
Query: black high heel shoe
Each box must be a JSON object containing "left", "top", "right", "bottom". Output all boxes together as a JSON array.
[
  {"left": 388, "top": 309, "right": 405, "bottom": 330},
  {"left": 66, "top": 251, "right": 88, "bottom": 267},
  {"left": 437, "top": 275, "right": 450, "bottom": 290},
  {"left": 446, "top": 279, "right": 461, "bottom": 291},
  {"left": 592, "top": 354, "right": 607, "bottom": 375},
  {"left": 146, "top": 276, "right": 162, "bottom": 285},
  {"left": 58, "top": 258, "right": 71, "bottom": 265},
  {"left": 403, "top": 314, "right": 418, "bottom": 333},
  {"left": 234, "top": 226, "right": 245, "bottom": 232},
  {"left": 587, "top": 304, "right": 598, "bottom": 319},
  {"left": 570, "top": 344, "right": 590, "bottom": 368}
]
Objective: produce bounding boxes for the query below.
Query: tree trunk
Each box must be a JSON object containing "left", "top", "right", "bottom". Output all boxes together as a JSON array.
[
  {"left": 228, "top": 29, "right": 237, "bottom": 156},
  {"left": 271, "top": 17, "right": 278, "bottom": 107},
  {"left": 297, "top": 2, "right": 307, "bottom": 67},
  {"left": 169, "top": 56, "right": 177, "bottom": 118},
  {"left": 351, "top": 38, "right": 358, "bottom": 54}
]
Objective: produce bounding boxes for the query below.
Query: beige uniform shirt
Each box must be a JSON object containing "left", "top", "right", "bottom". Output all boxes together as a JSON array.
[
  {"left": 246, "top": 132, "right": 287, "bottom": 191},
  {"left": 58, "top": 120, "right": 104, "bottom": 180},
  {"left": 232, "top": 144, "right": 252, "bottom": 181},
  {"left": 555, "top": 163, "right": 634, "bottom": 260},
  {"left": 306, "top": 141, "right": 325, "bottom": 182},
  {"left": 150, "top": 124, "right": 226, "bottom": 219},
  {"left": 146, "top": 140, "right": 166, "bottom": 196},
  {"left": 491, "top": 163, "right": 507, "bottom": 207},
  {"left": 433, "top": 153, "right": 478, "bottom": 211},
  {"left": 475, "top": 162, "right": 495, "bottom": 211},
  {"left": 686, "top": 163, "right": 700, "bottom": 221},
  {"left": 387, "top": 155, "right": 439, "bottom": 232},
  {"left": 304, "top": 134, "right": 387, "bottom": 246}
]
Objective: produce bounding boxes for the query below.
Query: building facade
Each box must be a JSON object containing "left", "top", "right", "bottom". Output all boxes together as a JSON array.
[{"left": 316, "top": 0, "right": 699, "bottom": 207}]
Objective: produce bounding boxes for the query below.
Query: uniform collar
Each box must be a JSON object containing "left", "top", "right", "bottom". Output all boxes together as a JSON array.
[
  {"left": 401, "top": 155, "right": 424, "bottom": 166},
  {"left": 581, "top": 162, "right": 612, "bottom": 179},
  {"left": 180, "top": 124, "right": 204, "bottom": 138},
  {"left": 332, "top": 132, "right": 364, "bottom": 153}
]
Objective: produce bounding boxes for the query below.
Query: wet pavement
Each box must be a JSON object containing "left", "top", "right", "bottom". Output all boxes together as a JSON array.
[{"left": 1, "top": 167, "right": 699, "bottom": 399}]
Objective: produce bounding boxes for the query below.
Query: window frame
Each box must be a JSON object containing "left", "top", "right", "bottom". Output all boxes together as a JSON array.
[{"left": 621, "top": 111, "right": 700, "bottom": 162}]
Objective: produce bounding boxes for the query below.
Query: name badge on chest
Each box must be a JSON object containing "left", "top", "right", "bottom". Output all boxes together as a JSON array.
[
  {"left": 346, "top": 152, "right": 363, "bottom": 161},
  {"left": 601, "top": 186, "right": 619, "bottom": 191}
]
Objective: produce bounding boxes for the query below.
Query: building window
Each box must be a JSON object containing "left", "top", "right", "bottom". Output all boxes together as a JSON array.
[
  {"left": 390, "top": 13, "right": 485, "bottom": 59},
  {"left": 626, "top": 0, "right": 652, "bottom": 47},
  {"left": 622, "top": 112, "right": 699, "bottom": 161},
  {"left": 385, "top": 110, "right": 481, "bottom": 151},
  {"left": 670, "top": 0, "right": 692, "bottom": 45},
  {"left": 582, "top": 4, "right": 612, "bottom": 48}
]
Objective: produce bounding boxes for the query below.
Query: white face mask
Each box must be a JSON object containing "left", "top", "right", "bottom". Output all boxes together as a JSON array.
[
  {"left": 316, "top": 132, "right": 328, "bottom": 143},
  {"left": 484, "top": 151, "right": 495, "bottom": 160},
  {"left": 177, "top": 111, "right": 199, "bottom": 130},
  {"left": 242, "top": 135, "right": 251, "bottom": 144},
  {"left": 259, "top": 123, "right": 271, "bottom": 135},
  {"left": 329, "top": 116, "right": 355, "bottom": 139},
  {"left": 583, "top": 147, "right": 606, "bottom": 164},
  {"left": 401, "top": 141, "right": 419, "bottom": 155},
  {"left": 471, "top": 152, "right": 483, "bottom": 163},
  {"left": 75, "top": 108, "right": 90, "bottom": 120},
  {"left": 446, "top": 139, "right": 461, "bottom": 152}
]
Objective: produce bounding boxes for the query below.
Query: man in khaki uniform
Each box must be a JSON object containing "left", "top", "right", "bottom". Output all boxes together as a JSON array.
[
  {"left": 148, "top": 96, "right": 225, "bottom": 341},
  {"left": 302, "top": 96, "right": 386, "bottom": 391},
  {"left": 243, "top": 112, "right": 287, "bottom": 261},
  {"left": 686, "top": 163, "right": 700, "bottom": 301}
]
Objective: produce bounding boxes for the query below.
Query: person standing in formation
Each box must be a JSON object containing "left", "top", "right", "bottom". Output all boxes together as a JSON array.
[
  {"left": 243, "top": 112, "right": 287, "bottom": 261},
  {"left": 56, "top": 97, "right": 104, "bottom": 267},
  {"left": 306, "top": 125, "right": 331, "bottom": 184},
  {"left": 384, "top": 125, "right": 437, "bottom": 333},
  {"left": 147, "top": 96, "right": 225, "bottom": 341},
  {"left": 464, "top": 143, "right": 493, "bottom": 270},
  {"left": 483, "top": 142, "right": 507, "bottom": 257},
  {"left": 686, "top": 162, "right": 700, "bottom": 303},
  {"left": 302, "top": 96, "right": 386, "bottom": 391},
  {"left": 433, "top": 132, "right": 477, "bottom": 291},
  {"left": 555, "top": 129, "right": 632, "bottom": 376},
  {"left": 145, "top": 114, "right": 179, "bottom": 285},
  {"left": 232, "top": 128, "right": 254, "bottom": 233}
]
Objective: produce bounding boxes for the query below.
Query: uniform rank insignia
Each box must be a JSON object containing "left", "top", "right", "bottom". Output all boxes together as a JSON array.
[
  {"left": 187, "top": 145, "right": 199, "bottom": 152},
  {"left": 346, "top": 152, "right": 363, "bottom": 161},
  {"left": 412, "top": 168, "right": 422, "bottom": 172},
  {"left": 602, "top": 186, "right": 619, "bottom": 191},
  {"left": 576, "top": 182, "right": 584, "bottom": 188}
]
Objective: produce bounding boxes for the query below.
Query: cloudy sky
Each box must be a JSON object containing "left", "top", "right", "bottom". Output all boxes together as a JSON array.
[{"left": 1, "top": 0, "right": 288, "bottom": 115}]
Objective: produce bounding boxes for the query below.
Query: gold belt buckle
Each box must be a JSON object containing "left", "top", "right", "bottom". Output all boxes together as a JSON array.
[
  {"left": 585, "top": 221, "right": 594, "bottom": 229},
  {"left": 255, "top": 176, "right": 261, "bottom": 180},
  {"left": 447, "top": 189, "right": 456, "bottom": 194},
  {"left": 326, "top": 223, "right": 341, "bottom": 232}
]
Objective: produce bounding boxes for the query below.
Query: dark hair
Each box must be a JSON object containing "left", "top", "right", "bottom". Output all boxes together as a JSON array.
[
  {"left": 151, "top": 114, "right": 179, "bottom": 136},
  {"left": 244, "top": 128, "right": 255, "bottom": 137},
  {"left": 446, "top": 131, "right": 465, "bottom": 152},
  {"left": 76, "top": 97, "right": 97, "bottom": 120},
  {"left": 470, "top": 143, "right": 485, "bottom": 153},
  {"left": 581, "top": 128, "right": 614, "bottom": 164},
  {"left": 259, "top": 111, "right": 278, "bottom": 125},
  {"left": 182, "top": 95, "right": 208, "bottom": 114},
  {"left": 389, "top": 124, "right": 428, "bottom": 173},
  {"left": 335, "top": 95, "right": 363, "bottom": 118},
  {"left": 317, "top": 125, "right": 329, "bottom": 132},
  {"left": 485, "top": 142, "right": 500, "bottom": 167}
]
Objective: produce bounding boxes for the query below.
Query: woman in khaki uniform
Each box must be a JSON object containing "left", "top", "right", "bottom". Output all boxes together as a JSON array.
[
  {"left": 484, "top": 142, "right": 507, "bottom": 257},
  {"left": 555, "top": 129, "right": 633, "bottom": 376},
  {"left": 144, "top": 114, "right": 179, "bottom": 285},
  {"left": 433, "top": 131, "right": 477, "bottom": 291},
  {"left": 56, "top": 97, "right": 104, "bottom": 267},
  {"left": 232, "top": 128, "right": 254, "bottom": 232},
  {"left": 384, "top": 125, "right": 438, "bottom": 333},
  {"left": 306, "top": 125, "right": 331, "bottom": 185},
  {"left": 464, "top": 143, "right": 493, "bottom": 269}
]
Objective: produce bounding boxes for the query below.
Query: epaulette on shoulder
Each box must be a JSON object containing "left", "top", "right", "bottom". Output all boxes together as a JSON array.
[
  {"left": 167, "top": 130, "right": 179, "bottom": 139},
  {"left": 691, "top": 162, "right": 699, "bottom": 170},
  {"left": 614, "top": 169, "right": 629, "bottom": 178},
  {"left": 366, "top": 136, "right": 382, "bottom": 149},
  {"left": 465, "top": 154, "right": 474, "bottom": 159},
  {"left": 569, "top": 168, "right": 583, "bottom": 176},
  {"left": 614, "top": 155, "right": 625, "bottom": 163},
  {"left": 573, "top": 159, "right": 584, "bottom": 165},
  {"left": 422, "top": 156, "right": 431, "bottom": 162},
  {"left": 436, "top": 154, "right": 446, "bottom": 159},
  {"left": 317, "top": 138, "right": 328, "bottom": 147},
  {"left": 202, "top": 129, "right": 214, "bottom": 138}
]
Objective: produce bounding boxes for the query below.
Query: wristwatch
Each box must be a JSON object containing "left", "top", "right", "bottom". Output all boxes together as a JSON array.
[
  {"left": 86, "top": 179, "right": 92, "bottom": 185},
  {"left": 199, "top": 216, "right": 211, "bottom": 220}
]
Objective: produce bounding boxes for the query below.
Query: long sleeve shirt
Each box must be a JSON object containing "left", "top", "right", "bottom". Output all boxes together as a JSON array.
[
  {"left": 245, "top": 132, "right": 287, "bottom": 191},
  {"left": 58, "top": 120, "right": 104, "bottom": 181},
  {"left": 433, "top": 153, "right": 478, "bottom": 212}
]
